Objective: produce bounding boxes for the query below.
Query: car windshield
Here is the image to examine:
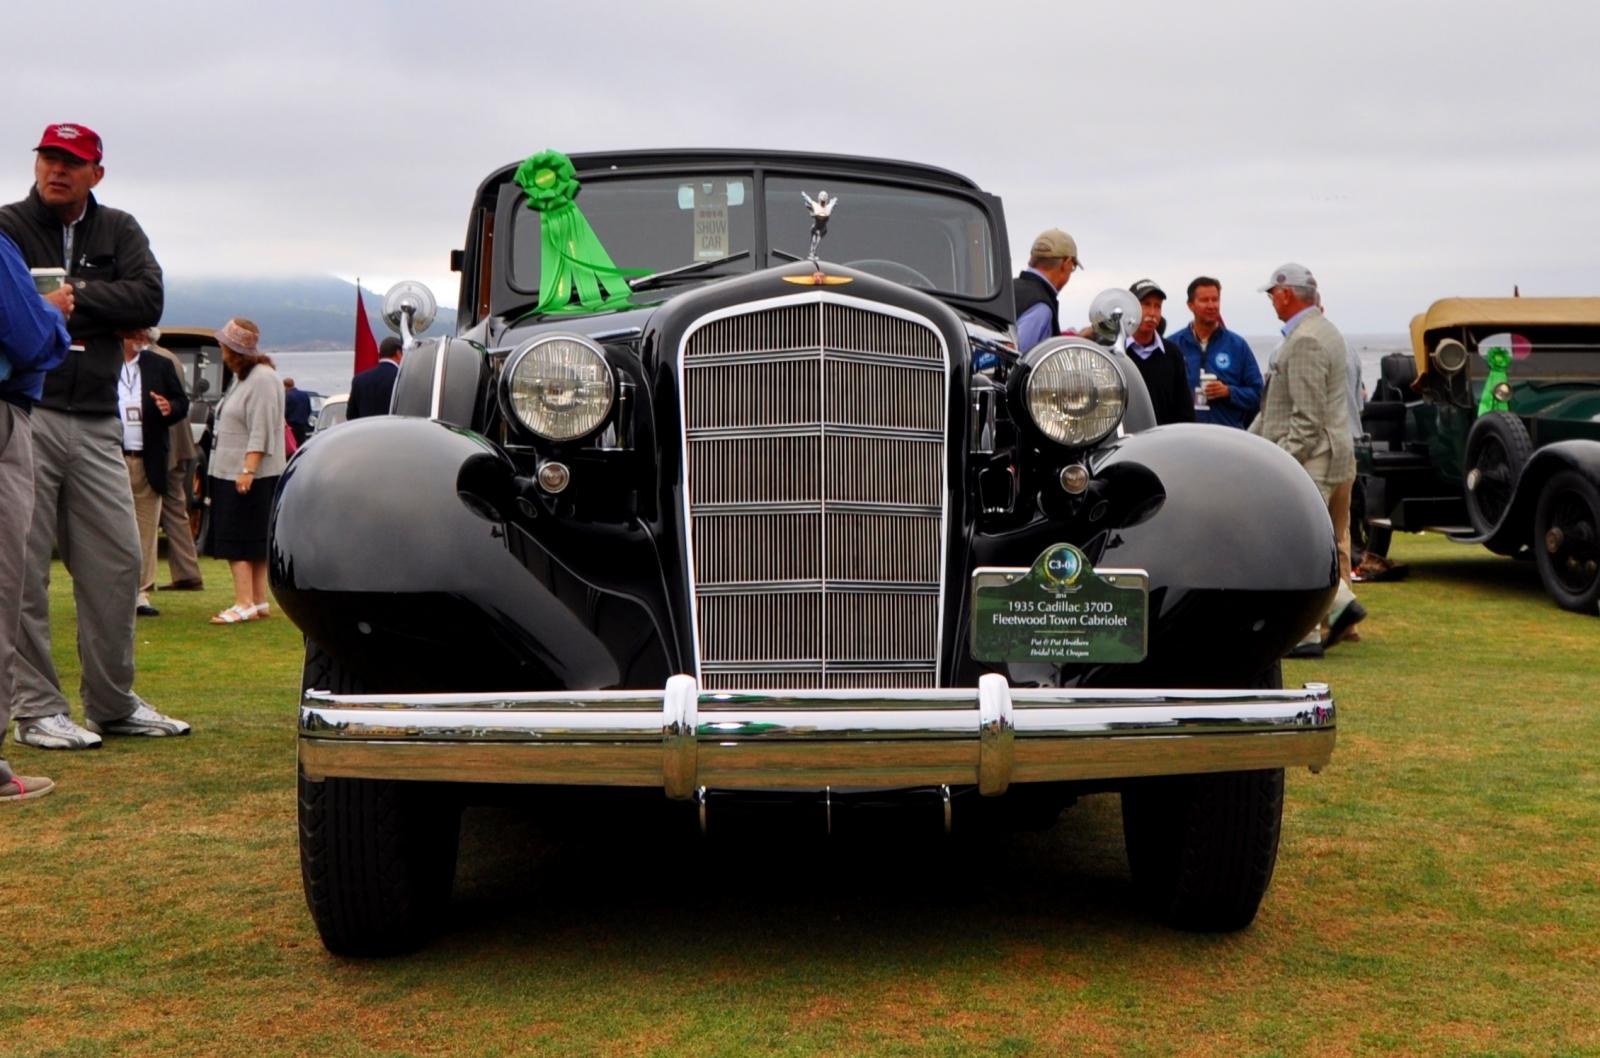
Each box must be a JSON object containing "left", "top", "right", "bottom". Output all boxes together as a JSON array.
[
  {"left": 508, "top": 174, "right": 757, "bottom": 294},
  {"left": 505, "top": 170, "right": 997, "bottom": 302},
  {"left": 764, "top": 176, "right": 997, "bottom": 298}
]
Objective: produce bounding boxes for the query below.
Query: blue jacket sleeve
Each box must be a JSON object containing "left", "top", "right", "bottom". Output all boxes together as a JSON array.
[
  {"left": 1224, "top": 332, "right": 1263, "bottom": 416},
  {"left": 0, "top": 233, "right": 71, "bottom": 377}
]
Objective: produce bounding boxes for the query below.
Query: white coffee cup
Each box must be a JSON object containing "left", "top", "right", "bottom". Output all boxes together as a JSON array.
[{"left": 30, "top": 267, "right": 66, "bottom": 295}]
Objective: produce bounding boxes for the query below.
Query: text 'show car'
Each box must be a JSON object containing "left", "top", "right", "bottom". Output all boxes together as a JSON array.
[
  {"left": 270, "top": 149, "right": 1340, "bottom": 955},
  {"left": 1358, "top": 297, "right": 1600, "bottom": 612}
]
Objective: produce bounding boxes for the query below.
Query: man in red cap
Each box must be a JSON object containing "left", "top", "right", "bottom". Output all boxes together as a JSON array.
[{"left": 0, "top": 123, "right": 190, "bottom": 750}]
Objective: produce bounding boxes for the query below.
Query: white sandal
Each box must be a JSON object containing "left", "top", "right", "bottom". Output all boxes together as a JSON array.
[
  {"left": 251, "top": 602, "right": 271, "bottom": 619},
  {"left": 210, "top": 604, "right": 257, "bottom": 625}
]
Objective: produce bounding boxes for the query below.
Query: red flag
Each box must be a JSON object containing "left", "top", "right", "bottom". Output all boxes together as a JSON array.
[{"left": 353, "top": 282, "right": 379, "bottom": 375}]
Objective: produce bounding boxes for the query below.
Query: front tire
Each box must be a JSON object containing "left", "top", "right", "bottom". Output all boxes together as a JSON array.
[
  {"left": 298, "top": 641, "right": 461, "bottom": 956},
  {"left": 1120, "top": 661, "right": 1285, "bottom": 931},
  {"left": 1533, "top": 470, "right": 1600, "bottom": 614}
]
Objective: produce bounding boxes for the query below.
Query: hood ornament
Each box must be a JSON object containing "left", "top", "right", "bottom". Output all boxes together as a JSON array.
[{"left": 802, "top": 190, "right": 838, "bottom": 262}]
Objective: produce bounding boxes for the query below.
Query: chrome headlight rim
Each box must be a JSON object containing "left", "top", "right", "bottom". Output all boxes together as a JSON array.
[
  {"left": 500, "top": 332, "right": 616, "bottom": 443},
  {"left": 1017, "top": 337, "right": 1128, "bottom": 449}
]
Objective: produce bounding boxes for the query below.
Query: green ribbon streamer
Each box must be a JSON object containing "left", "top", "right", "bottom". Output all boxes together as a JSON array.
[
  {"left": 1477, "top": 345, "right": 1513, "bottom": 415},
  {"left": 513, "top": 150, "right": 645, "bottom": 316}
]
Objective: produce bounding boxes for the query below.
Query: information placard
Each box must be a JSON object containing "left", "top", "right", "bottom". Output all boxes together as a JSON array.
[{"left": 971, "top": 543, "right": 1148, "bottom": 664}]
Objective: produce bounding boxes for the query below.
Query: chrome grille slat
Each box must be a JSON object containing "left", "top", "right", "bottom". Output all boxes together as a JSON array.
[{"left": 682, "top": 296, "right": 948, "bottom": 691}]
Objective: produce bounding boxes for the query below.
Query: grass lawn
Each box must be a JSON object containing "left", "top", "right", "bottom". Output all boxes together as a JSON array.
[{"left": 3, "top": 533, "right": 1597, "bottom": 1057}]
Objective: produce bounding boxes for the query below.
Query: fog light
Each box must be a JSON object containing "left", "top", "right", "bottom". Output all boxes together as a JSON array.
[
  {"left": 537, "top": 461, "right": 571, "bottom": 494},
  {"left": 1059, "top": 464, "right": 1090, "bottom": 494},
  {"left": 1493, "top": 381, "right": 1512, "bottom": 403}
]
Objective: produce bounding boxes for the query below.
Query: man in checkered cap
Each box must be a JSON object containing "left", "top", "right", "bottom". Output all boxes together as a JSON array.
[{"left": 0, "top": 123, "right": 191, "bottom": 749}]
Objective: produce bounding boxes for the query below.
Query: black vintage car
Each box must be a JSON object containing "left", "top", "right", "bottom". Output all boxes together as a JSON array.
[{"left": 271, "top": 150, "right": 1339, "bottom": 955}]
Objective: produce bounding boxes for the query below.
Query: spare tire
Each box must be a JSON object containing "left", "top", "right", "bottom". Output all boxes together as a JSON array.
[{"left": 1464, "top": 412, "right": 1533, "bottom": 534}]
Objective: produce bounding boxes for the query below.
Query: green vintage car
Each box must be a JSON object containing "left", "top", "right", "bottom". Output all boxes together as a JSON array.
[{"left": 1358, "top": 297, "right": 1600, "bottom": 613}]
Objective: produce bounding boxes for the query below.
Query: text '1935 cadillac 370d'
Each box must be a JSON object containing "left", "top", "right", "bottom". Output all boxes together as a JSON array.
[{"left": 270, "top": 149, "right": 1339, "bottom": 954}]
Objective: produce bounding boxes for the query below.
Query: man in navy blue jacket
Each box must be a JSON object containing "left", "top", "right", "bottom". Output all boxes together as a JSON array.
[
  {"left": 347, "top": 336, "right": 402, "bottom": 420},
  {"left": 1166, "top": 276, "right": 1263, "bottom": 429},
  {"left": 1, "top": 230, "right": 71, "bottom": 801}
]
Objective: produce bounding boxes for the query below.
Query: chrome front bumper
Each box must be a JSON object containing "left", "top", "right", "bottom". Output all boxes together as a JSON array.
[{"left": 299, "top": 674, "right": 1335, "bottom": 796}]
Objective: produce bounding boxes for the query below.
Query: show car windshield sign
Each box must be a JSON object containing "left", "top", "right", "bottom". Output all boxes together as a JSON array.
[{"left": 971, "top": 544, "right": 1149, "bottom": 664}]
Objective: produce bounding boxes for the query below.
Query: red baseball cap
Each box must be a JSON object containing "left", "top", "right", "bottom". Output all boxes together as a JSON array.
[{"left": 35, "top": 123, "right": 103, "bottom": 163}]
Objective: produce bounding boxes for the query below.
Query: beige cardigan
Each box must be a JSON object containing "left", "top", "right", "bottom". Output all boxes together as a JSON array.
[{"left": 209, "top": 365, "right": 287, "bottom": 479}]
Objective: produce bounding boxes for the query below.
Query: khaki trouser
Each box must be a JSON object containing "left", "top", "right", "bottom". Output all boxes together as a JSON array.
[
  {"left": 125, "top": 452, "right": 163, "bottom": 593},
  {"left": 1, "top": 404, "right": 36, "bottom": 761},
  {"left": 12, "top": 409, "right": 144, "bottom": 724},
  {"left": 159, "top": 456, "right": 203, "bottom": 585},
  {"left": 1298, "top": 475, "right": 1358, "bottom": 643},
  {"left": 1327, "top": 478, "right": 1354, "bottom": 587}
]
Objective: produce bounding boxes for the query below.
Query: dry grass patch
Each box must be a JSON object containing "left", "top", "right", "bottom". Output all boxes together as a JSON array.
[{"left": 3, "top": 540, "right": 1599, "bottom": 1057}]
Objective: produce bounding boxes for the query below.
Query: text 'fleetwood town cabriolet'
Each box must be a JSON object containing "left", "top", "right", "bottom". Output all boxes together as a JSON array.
[{"left": 271, "top": 150, "right": 1339, "bottom": 954}]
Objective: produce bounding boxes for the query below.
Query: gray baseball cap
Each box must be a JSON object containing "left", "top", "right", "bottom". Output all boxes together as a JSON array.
[{"left": 1259, "top": 262, "right": 1317, "bottom": 292}]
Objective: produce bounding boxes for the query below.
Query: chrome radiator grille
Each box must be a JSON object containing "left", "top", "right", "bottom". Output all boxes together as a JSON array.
[{"left": 681, "top": 297, "right": 947, "bottom": 690}]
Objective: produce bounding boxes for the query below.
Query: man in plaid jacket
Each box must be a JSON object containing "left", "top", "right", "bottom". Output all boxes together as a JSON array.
[{"left": 1250, "top": 263, "right": 1365, "bottom": 655}]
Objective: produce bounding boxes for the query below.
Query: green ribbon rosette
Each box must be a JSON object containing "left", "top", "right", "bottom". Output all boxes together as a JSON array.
[
  {"left": 1477, "top": 344, "right": 1512, "bottom": 415},
  {"left": 514, "top": 150, "right": 644, "bottom": 316}
]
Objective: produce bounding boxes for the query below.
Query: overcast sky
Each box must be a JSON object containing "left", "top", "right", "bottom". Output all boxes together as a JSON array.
[{"left": 5, "top": 0, "right": 1596, "bottom": 334}]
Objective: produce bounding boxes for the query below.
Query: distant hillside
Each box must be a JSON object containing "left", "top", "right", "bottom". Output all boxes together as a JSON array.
[{"left": 160, "top": 276, "right": 458, "bottom": 351}]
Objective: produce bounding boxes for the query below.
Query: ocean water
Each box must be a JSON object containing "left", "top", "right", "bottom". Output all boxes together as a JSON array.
[
  {"left": 271, "top": 350, "right": 368, "bottom": 398},
  {"left": 276, "top": 332, "right": 1413, "bottom": 401}
]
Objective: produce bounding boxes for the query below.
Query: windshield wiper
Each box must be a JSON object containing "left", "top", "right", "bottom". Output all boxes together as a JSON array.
[
  {"left": 770, "top": 248, "right": 804, "bottom": 262},
  {"left": 627, "top": 251, "right": 750, "bottom": 293}
]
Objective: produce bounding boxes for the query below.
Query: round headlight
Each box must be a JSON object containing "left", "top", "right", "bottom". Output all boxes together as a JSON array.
[
  {"left": 504, "top": 334, "right": 614, "bottom": 441},
  {"left": 1023, "top": 340, "right": 1127, "bottom": 447},
  {"left": 1431, "top": 338, "right": 1468, "bottom": 374}
]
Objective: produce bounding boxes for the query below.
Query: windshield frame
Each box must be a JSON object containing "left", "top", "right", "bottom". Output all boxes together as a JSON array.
[{"left": 487, "top": 157, "right": 1011, "bottom": 325}]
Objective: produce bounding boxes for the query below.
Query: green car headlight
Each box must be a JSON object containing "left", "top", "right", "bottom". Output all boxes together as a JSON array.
[{"left": 504, "top": 334, "right": 614, "bottom": 441}]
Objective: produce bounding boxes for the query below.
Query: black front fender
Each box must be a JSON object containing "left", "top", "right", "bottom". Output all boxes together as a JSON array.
[
  {"left": 1452, "top": 439, "right": 1600, "bottom": 554},
  {"left": 1097, "top": 424, "right": 1340, "bottom": 593},
  {"left": 270, "top": 417, "right": 620, "bottom": 691},
  {"left": 1089, "top": 425, "right": 1338, "bottom": 681}
]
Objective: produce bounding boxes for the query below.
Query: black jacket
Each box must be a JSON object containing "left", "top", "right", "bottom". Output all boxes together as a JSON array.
[
  {"left": 1012, "top": 270, "right": 1060, "bottom": 334},
  {"left": 1127, "top": 336, "right": 1196, "bottom": 426},
  {"left": 346, "top": 359, "right": 399, "bottom": 420},
  {"left": 0, "top": 188, "right": 164, "bottom": 416},
  {"left": 128, "top": 349, "right": 190, "bottom": 495}
]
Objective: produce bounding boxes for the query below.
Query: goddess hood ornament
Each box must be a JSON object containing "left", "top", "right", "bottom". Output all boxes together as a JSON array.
[{"left": 802, "top": 190, "right": 838, "bottom": 262}]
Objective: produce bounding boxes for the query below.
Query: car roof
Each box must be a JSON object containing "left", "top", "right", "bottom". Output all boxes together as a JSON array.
[
  {"left": 473, "top": 149, "right": 986, "bottom": 208},
  {"left": 1410, "top": 297, "right": 1600, "bottom": 373}
]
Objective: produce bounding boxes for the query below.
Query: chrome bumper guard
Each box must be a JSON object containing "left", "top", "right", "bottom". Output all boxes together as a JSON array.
[{"left": 299, "top": 674, "right": 1335, "bottom": 797}]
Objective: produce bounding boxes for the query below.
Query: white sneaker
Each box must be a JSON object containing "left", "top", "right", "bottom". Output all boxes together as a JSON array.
[
  {"left": 86, "top": 702, "right": 192, "bottom": 738},
  {"left": 14, "top": 713, "right": 104, "bottom": 750}
]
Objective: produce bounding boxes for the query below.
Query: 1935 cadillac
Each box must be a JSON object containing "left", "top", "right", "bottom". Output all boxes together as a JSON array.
[{"left": 271, "top": 149, "right": 1339, "bottom": 955}]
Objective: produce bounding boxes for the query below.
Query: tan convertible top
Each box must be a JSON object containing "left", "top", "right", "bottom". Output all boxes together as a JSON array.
[{"left": 1411, "top": 297, "right": 1600, "bottom": 374}]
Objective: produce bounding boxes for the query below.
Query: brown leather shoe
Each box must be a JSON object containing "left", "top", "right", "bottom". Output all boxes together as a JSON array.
[{"left": 160, "top": 579, "right": 205, "bottom": 591}]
